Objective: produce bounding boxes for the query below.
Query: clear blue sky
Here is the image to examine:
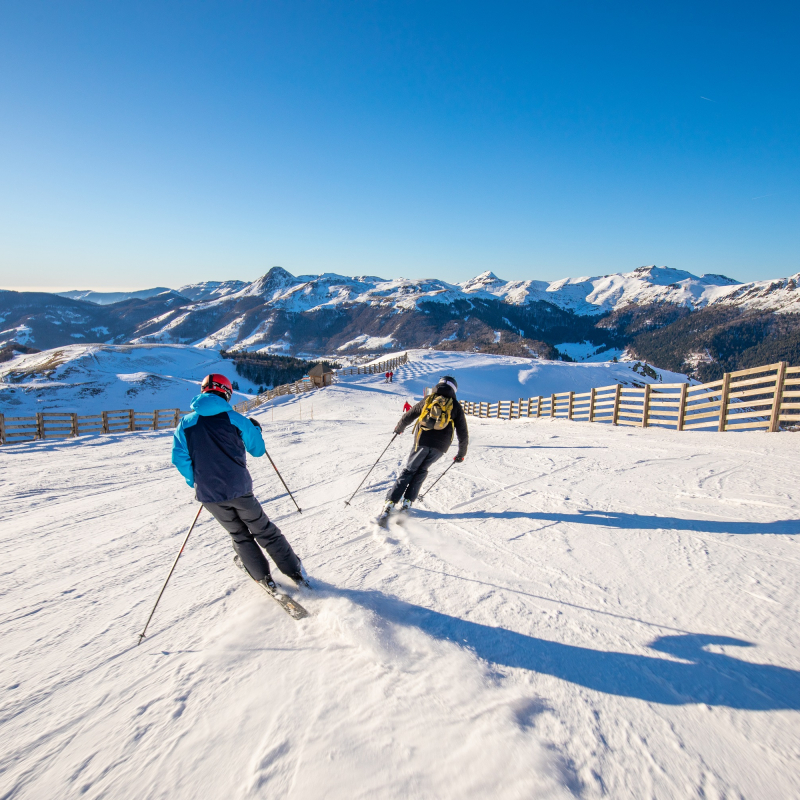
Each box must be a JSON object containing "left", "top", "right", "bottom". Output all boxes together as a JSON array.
[{"left": 1, "top": 1, "right": 798, "bottom": 290}]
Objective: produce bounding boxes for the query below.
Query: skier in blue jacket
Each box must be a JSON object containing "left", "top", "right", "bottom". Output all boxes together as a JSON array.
[{"left": 172, "top": 373, "right": 307, "bottom": 591}]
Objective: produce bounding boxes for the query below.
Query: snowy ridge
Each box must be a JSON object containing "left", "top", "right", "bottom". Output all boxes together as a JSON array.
[
  {"left": 174, "top": 264, "right": 799, "bottom": 317},
  {"left": 1, "top": 348, "right": 798, "bottom": 798}
]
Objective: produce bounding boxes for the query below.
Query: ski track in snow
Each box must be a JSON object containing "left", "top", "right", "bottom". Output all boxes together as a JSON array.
[{"left": 1, "top": 352, "right": 799, "bottom": 799}]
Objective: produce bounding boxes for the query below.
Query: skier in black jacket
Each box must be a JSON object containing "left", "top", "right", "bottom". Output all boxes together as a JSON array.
[{"left": 380, "top": 375, "right": 468, "bottom": 521}]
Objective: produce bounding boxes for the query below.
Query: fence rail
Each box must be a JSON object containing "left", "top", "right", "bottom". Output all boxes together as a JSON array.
[
  {"left": 462, "top": 362, "right": 800, "bottom": 433},
  {"left": 0, "top": 408, "right": 183, "bottom": 445}
]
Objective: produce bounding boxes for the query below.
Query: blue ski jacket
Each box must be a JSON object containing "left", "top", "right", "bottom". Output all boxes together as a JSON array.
[{"left": 171, "top": 393, "right": 266, "bottom": 503}]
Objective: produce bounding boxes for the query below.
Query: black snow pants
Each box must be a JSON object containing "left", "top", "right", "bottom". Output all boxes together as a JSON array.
[
  {"left": 386, "top": 445, "right": 443, "bottom": 504},
  {"left": 203, "top": 493, "right": 301, "bottom": 582}
]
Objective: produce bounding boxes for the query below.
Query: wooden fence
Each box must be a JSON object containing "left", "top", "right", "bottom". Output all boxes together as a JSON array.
[
  {"left": 1, "top": 352, "right": 410, "bottom": 445},
  {"left": 232, "top": 352, "right": 408, "bottom": 413},
  {"left": 0, "top": 408, "right": 183, "bottom": 445},
  {"left": 461, "top": 362, "right": 800, "bottom": 433},
  {"left": 334, "top": 352, "right": 408, "bottom": 377}
]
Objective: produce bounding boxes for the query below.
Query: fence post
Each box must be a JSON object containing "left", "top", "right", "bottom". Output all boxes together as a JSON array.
[
  {"left": 550, "top": 394, "right": 555, "bottom": 418},
  {"left": 71, "top": 412, "right": 79, "bottom": 437},
  {"left": 536, "top": 396, "right": 542, "bottom": 417},
  {"left": 129, "top": 409, "right": 135, "bottom": 431},
  {"left": 36, "top": 413, "right": 44, "bottom": 440},
  {"left": 518, "top": 398, "right": 523, "bottom": 419},
  {"left": 612, "top": 385, "right": 621, "bottom": 425},
  {"left": 152, "top": 410, "right": 158, "bottom": 431},
  {"left": 496, "top": 401, "right": 501, "bottom": 419},
  {"left": 567, "top": 392, "right": 574, "bottom": 420},
  {"left": 769, "top": 361, "right": 787, "bottom": 432},
  {"left": 102, "top": 411, "right": 109, "bottom": 434},
  {"left": 677, "top": 384, "right": 687, "bottom": 431},
  {"left": 0, "top": 413, "right": 5, "bottom": 446},
  {"left": 641, "top": 384, "right": 651, "bottom": 428},
  {"left": 589, "top": 388, "right": 596, "bottom": 422},
  {"left": 717, "top": 373, "right": 731, "bottom": 432},
  {"left": 173, "top": 409, "right": 180, "bottom": 427}
]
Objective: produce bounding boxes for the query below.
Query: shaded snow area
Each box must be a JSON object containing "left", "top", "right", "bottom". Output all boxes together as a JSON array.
[
  {"left": 555, "top": 342, "right": 627, "bottom": 363},
  {"left": 2, "top": 352, "right": 799, "bottom": 799},
  {"left": 0, "top": 344, "right": 254, "bottom": 415}
]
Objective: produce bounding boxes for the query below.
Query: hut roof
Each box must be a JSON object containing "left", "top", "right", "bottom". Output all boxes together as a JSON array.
[{"left": 308, "top": 363, "right": 334, "bottom": 376}]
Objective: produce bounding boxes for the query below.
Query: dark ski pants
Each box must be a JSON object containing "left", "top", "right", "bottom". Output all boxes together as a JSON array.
[
  {"left": 386, "top": 445, "right": 443, "bottom": 503},
  {"left": 203, "top": 493, "right": 301, "bottom": 582}
]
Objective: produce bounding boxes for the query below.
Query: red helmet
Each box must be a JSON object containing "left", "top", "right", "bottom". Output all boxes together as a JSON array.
[{"left": 201, "top": 373, "right": 233, "bottom": 401}]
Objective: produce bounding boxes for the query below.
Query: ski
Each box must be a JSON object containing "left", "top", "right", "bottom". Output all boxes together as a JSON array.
[{"left": 234, "top": 556, "right": 310, "bottom": 620}]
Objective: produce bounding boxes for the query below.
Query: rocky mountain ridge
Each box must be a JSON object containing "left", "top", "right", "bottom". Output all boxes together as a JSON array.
[{"left": 2, "top": 265, "right": 798, "bottom": 379}]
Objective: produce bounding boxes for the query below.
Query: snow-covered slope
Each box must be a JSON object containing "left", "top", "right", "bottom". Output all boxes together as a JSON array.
[
  {"left": 0, "top": 345, "right": 686, "bottom": 417},
  {"left": 393, "top": 349, "right": 687, "bottom": 402},
  {"left": 1, "top": 350, "right": 798, "bottom": 799},
  {"left": 0, "top": 344, "right": 256, "bottom": 415}
]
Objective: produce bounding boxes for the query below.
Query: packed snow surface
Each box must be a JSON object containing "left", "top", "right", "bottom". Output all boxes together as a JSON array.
[{"left": 1, "top": 351, "right": 798, "bottom": 799}]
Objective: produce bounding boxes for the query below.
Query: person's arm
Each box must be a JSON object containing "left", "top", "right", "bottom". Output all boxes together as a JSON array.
[
  {"left": 228, "top": 411, "right": 266, "bottom": 457},
  {"left": 171, "top": 423, "right": 195, "bottom": 487},
  {"left": 395, "top": 400, "right": 424, "bottom": 434},
  {"left": 453, "top": 402, "right": 469, "bottom": 460}
]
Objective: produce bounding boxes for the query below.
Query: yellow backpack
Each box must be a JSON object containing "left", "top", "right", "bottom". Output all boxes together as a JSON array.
[{"left": 414, "top": 394, "right": 454, "bottom": 449}]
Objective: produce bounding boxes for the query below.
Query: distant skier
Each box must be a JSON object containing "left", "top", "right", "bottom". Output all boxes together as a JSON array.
[
  {"left": 402, "top": 400, "right": 412, "bottom": 413},
  {"left": 388, "top": 370, "right": 394, "bottom": 383},
  {"left": 384, "top": 371, "right": 390, "bottom": 383},
  {"left": 171, "top": 373, "right": 308, "bottom": 592},
  {"left": 380, "top": 375, "right": 468, "bottom": 522}
]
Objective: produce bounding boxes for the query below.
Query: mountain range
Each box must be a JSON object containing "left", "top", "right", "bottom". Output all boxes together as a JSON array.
[{"left": 2, "top": 265, "right": 798, "bottom": 380}]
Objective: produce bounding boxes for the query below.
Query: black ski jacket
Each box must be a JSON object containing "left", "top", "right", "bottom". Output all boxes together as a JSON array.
[{"left": 395, "top": 390, "right": 469, "bottom": 458}]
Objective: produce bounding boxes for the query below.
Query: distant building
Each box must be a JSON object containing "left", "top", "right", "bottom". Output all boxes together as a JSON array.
[{"left": 308, "top": 363, "right": 334, "bottom": 387}]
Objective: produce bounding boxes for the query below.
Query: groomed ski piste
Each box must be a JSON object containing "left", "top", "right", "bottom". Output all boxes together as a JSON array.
[{"left": 2, "top": 350, "right": 798, "bottom": 799}]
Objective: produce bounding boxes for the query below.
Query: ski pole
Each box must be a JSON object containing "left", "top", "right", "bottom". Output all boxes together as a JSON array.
[
  {"left": 344, "top": 433, "right": 397, "bottom": 506},
  {"left": 419, "top": 460, "right": 456, "bottom": 502},
  {"left": 265, "top": 449, "right": 302, "bottom": 513},
  {"left": 137, "top": 505, "right": 203, "bottom": 646}
]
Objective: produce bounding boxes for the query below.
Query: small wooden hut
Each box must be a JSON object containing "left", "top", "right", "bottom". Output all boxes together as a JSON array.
[{"left": 308, "top": 363, "right": 334, "bottom": 387}]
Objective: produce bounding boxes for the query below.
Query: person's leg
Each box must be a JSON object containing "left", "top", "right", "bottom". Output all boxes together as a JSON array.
[
  {"left": 386, "top": 446, "right": 435, "bottom": 504},
  {"left": 204, "top": 500, "right": 271, "bottom": 581},
  {"left": 403, "top": 448, "right": 443, "bottom": 501},
  {"left": 229, "top": 494, "right": 302, "bottom": 578}
]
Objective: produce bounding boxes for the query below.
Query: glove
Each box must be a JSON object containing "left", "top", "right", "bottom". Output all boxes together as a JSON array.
[
  {"left": 453, "top": 454, "right": 465, "bottom": 463},
  {"left": 249, "top": 418, "right": 262, "bottom": 429},
  {"left": 394, "top": 424, "right": 404, "bottom": 435}
]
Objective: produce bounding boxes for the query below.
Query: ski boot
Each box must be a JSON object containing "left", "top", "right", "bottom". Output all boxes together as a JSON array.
[
  {"left": 258, "top": 574, "right": 278, "bottom": 594},
  {"left": 235, "top": 555, "right": 278, "bottom": 593},
  {"left": 377, "top": 500, "right": 396, "bottom": 528},
  {"left": 400, "top": 498, "right": 413, "bottom": 512},
  {"left": 289, "top": 559, "right": 311, "bottom": 590}
]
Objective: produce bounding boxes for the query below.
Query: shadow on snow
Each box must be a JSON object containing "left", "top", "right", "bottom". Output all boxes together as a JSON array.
[
  {"left": 316, "top": 582, "right": 800, "bottom": 710},
  {"left": 413, "top": 508, "right": 800, "bottom": 536}
]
